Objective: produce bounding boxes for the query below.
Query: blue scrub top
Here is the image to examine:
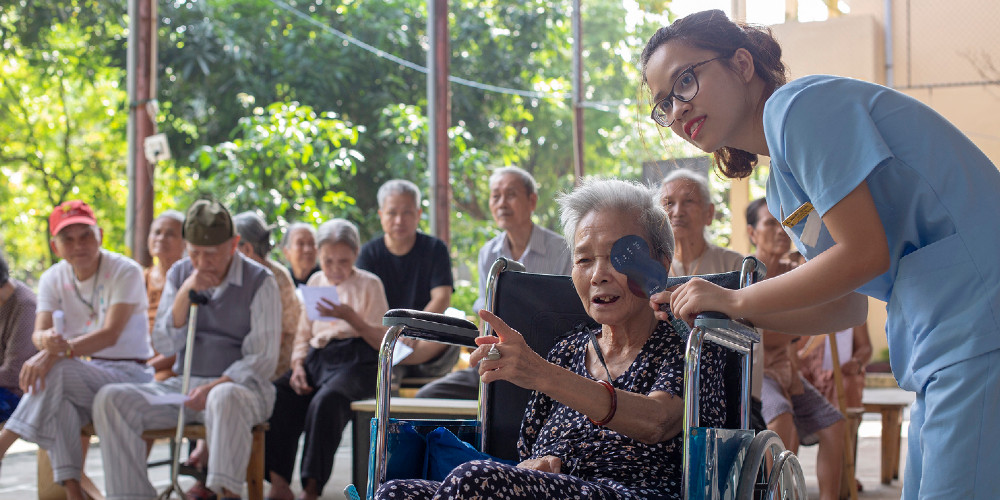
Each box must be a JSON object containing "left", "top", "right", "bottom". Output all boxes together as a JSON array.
[{"left": 763, "top": 75, "right": 1000, "bottom": 392}]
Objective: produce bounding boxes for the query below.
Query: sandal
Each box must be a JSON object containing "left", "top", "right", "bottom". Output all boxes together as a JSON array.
[{"left": 185, "top": 482, "right": 217, "bottom": 500}]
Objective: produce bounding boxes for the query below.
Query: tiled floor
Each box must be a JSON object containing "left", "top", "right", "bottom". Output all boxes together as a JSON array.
[{"left": 0, "top": 410, "right": 907, "bottom": 500}]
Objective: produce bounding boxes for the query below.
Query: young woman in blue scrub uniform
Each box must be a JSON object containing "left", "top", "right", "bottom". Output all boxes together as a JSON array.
[{"left": 640, "top": 9, "right": 1000, "bottom": 500}]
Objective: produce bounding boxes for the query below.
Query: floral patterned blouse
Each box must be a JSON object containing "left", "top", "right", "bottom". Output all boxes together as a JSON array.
[{"left": 516, "top": 320, "right": 728, "bottom": 499}]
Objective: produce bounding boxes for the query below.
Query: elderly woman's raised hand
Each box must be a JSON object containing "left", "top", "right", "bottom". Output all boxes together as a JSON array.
[{"left": 471, "top": 309, "right": 549, "bottom": 390}]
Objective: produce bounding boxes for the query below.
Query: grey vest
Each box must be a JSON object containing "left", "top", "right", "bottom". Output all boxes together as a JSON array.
[{"left": 168, "top": 254, "right": 271, "bottom": 377}]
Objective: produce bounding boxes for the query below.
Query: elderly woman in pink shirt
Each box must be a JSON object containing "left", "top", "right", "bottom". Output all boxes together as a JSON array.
[{"left": 264, "top": 218, "right": 390, "bottom": 500}]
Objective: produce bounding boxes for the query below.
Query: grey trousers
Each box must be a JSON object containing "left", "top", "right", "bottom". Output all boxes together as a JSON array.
[
  {"left": 3, "top": 358, "right": 152, "bottom": 483},
  {"left": 93, "top": 377, "right": 270, "bottom": 499}
]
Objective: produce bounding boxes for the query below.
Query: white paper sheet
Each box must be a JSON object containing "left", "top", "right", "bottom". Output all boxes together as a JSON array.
[
  {"left": 822, "top": 329, "right": 855, "bottom": 370},
  {"left": 298, "top": 285, "right": 342, "bottom": 321},
  {"left": 392, "top": 341, "right": 414, "bottom": 366},
  {"left": 140, "top": 392, "right": 190, "bottom": 406}
]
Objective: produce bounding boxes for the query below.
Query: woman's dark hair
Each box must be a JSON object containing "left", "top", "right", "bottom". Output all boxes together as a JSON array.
[
  {"left": 0, "top": 253, "right": 9, "bottom": 287},
  {"left": 640, "top": 9, "right": 787, "bottom": 179},
  {"left": 233, "top": 211, "right": 275, "bottom": 259},
  {"left": 745, "top": 198, "right": 769, "bottom": 227}
]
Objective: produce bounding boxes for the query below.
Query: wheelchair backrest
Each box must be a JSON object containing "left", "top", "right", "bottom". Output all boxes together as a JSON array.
[{"left": 483, "top": 269, "right": 598, "bottom": 461}]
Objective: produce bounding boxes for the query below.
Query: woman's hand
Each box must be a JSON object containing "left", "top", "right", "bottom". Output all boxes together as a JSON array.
[
  {"left": 289, "top": 364, "right": 313, "bottom": 395},
  {"left": 517, "top": 455, "right": 562, "bottom": 473},
  {"left": 471, "top": 310, "right": 550, "bottom": 391},
  {"left": 666, "top": 278, "right": 739, "bottom": 325},
  {"left": 316, "top": 298, "right": 359, "bottom": 324}
]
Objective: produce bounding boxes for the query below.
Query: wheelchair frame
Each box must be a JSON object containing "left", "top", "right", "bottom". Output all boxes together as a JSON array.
[{"left": 365, "top": 256, "right": 807, "bottom": 500}]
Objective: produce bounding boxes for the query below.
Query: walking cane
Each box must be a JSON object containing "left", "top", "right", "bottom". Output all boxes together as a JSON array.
[{"left": 157, "top": 290, "right": 210, "bottom": 500}]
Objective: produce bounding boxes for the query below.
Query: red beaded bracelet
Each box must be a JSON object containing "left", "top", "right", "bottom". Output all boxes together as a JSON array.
[{"left": 589, "top": 379, "right": 617, "bottom": 426}]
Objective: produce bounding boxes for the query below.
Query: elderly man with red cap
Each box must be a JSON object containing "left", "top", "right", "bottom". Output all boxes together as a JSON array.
[
  {"left": 94, "top": 199, "right": 280, "bottom": 500},
  {"left": 0, "top": 200, "right": 154, "bottom": 499}
]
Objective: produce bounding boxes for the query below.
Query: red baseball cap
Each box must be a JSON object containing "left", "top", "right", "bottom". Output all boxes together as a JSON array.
[{"left": 49, "top": 200, "right": 98, "bottom": 236}]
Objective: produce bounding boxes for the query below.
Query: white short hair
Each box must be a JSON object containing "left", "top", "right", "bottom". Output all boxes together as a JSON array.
[
  {"left": 377, "top": 179, "right": 422, "bottom": 209},
  {"left": 558, "top": 177, "right": 673, "bottom": 262}
]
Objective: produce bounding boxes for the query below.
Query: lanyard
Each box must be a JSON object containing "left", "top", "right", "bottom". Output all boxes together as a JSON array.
[
  {"left": 587, "top": 329, "right": 615, "bottom": 385},
  {"left": 70, "top": 253, "right": 103, "bottom": 321}
]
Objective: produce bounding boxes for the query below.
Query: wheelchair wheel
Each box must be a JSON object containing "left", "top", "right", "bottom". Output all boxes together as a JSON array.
[
  {"left": 765, "top": 449, "right": 807, "bottom": 500},
  {"left": 734, "top": 430, "right": 806, "bottom": 500}
]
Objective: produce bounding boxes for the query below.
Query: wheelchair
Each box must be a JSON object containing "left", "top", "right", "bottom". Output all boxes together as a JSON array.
[{"left": 360, "top": 255, "right": 807, "bottom": 499}]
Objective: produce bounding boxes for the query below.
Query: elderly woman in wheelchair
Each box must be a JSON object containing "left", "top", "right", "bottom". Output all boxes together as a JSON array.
[{"left": 375, "top": 178, "right": 728, "bottom": 500}]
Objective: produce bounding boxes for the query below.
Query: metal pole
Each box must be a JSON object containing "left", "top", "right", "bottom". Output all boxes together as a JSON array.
[
  {"left": 883, "top": 0, "right": 895, "bottom": 87},
  {"left": 427, "top": 0, "right": 451, "bottom": 244},
  {"left": 571, "top": 0, "right": 584, "bottom": 184},
  {"left": 128, "top": 0, "right": 156, "bottom": 266},
  {"left": 126, "top": 0, "right": 136, "bottom": 258}
]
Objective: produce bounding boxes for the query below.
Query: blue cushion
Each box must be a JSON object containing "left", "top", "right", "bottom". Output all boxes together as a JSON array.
[{"left": 423, "top": 426, "right": 517, "bottom": 481}]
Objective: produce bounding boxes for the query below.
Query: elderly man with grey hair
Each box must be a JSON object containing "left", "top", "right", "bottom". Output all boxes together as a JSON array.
[
  {"left": 0, "top": 200, "right": 154, "bottom": 500},
  {"left": 659, "top": 168, "right": 767, "bottom": 431},
  {"left": 265, "top": 218, "right": 389, "bottom": 500},
  {"left": 416, "top": 166, "right": 571, "bottom": 399},
  {"left": 94, "top": 199, "right": 280, "bottom": 500},
  {"left": 356, "top": 179, "right": 457, "bottom": 379},
  {"left": 658, "top": 168, "right": 744, "bottom": 277}
]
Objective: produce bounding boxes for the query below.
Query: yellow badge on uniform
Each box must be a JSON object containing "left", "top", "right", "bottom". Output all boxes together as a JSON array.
[{"left": 781, "top": 202, "right": 814, "bottom": 228}]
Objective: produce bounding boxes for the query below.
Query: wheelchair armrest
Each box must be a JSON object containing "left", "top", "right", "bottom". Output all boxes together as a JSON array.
[
  {"left": 383, "top": 309, "right": 480, "bottom": 348},
  {"left": 693, "top": 313, "right": 761, "bottom": 349}
]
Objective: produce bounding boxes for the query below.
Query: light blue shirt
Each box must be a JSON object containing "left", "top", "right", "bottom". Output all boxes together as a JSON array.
[
  {"left": 474, "top": 224, "right": 572, "bottom": 312},
  {"left": 764, "top": 75, "right": 1000, "bottom": 391}
]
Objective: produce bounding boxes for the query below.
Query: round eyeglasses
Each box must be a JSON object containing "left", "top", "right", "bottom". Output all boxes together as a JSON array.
[{"left": 650, "top": 56, "right": 727, "bottom": 127}]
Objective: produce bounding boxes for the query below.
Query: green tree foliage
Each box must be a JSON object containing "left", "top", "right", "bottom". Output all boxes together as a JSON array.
[
  {"left": 3, "top": 0, "right": 727, "bottom": 315},
  {"left": 147, "top": 0, "right": 678, "bottom": 312},
  {"left": 176, "top": 100, "right": 366, "bottom": 228},
  {"left": 0, "top": 2, "right": 130, "bottom": 279}
]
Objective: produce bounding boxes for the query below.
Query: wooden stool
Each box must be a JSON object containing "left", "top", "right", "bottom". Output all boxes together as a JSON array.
[
  {"left": 38, "top": 423, "right": 269, "bottom": 500},
  {"left": 862, "top": 401, "right": 907, "bottom": 484},
  {"left": 36, "top": 446, "right": 104, "bottom": 500}
]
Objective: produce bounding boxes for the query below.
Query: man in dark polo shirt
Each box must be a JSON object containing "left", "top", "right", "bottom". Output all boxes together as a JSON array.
[
  {"left": 94, "top": 199, "right": 280, "bottom": 500},
  {"left": 356, "top": 179, "right": 457, "bottom": 379}
]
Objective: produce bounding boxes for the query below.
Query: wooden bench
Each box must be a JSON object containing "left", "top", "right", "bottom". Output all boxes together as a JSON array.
[
  {"left": 38, "top": 423, "right": 268, "bottom": 500},
  {"left": 861, "top": 388, "right": 914, "bottom": 485},
  {"left": 350, "top": 397, "right": 478, "bottom": 490}
]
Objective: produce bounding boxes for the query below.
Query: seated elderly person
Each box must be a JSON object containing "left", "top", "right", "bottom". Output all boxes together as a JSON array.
[
  {"left": 233, "top": 211, "right": 302, "bottom": 380},
  {"left": 375, "top": 178, "right": 728, "bottom": 499},
  {"left": 282, "top": 222, "right": 320, "bottom": 287},
  {"left": 93, "top": 199, "right": 280, "bottom": 500},
  {"left": 173, "top": 211, "right": 306, "bottom": 500},
  {"left": 0, "top": 201, "right": 154, "bottom": 500},
  {"left": 144, "top": 210, "right": 186, "bottom": 381},
  {"left": 265, "top": 218, "right": 389, "bottom": 500},
  {"left": 0, "top": 252, "right": 38, "bottom": 421}
]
